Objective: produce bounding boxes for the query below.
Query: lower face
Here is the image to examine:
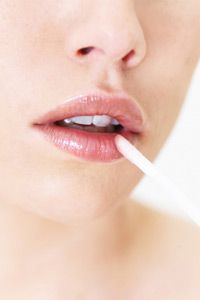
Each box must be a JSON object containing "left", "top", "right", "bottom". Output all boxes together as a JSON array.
[{"left": 0, "top": 0, "right": 199, "bottom": 224}]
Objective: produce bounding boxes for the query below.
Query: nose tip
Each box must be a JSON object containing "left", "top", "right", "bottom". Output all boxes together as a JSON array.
[{"left": 66, "top": 20, "right": 146, "bottom": 69}]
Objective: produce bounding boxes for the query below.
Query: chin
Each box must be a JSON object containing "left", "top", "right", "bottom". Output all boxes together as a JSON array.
[{"left": 14, "top": 188, "right": 122, "bottom": 225}]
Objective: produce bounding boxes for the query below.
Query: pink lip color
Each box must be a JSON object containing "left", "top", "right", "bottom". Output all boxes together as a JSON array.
[
  {"left": 35, "top": 124, "right": 138, "bottom": 162},
  {"left": 32, "top": 92, "right": 145, "bottom": 162}
]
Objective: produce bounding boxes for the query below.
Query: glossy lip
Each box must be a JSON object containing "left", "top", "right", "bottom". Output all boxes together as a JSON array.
[
  {"left": 33, "top": 92, "right": 145, "bottom": 132},
  {"left": 32, "top": 91, "right": 146, "bottom": 162}
]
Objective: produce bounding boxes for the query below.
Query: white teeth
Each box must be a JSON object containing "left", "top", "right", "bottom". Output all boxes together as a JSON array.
[
  {"left": 63, "top": 115, "right": 120, "bottom": 127},
  {"left": 63, "top": 118, "right": 73, "bottom": 124},
  {"left": 111, "top": 118, "right": 120, "bottom": 125},
  {"left": 92, "top": 115, "right": 112, "bottom": 127},
  {"left": 69, "top": 116, "right": 93, "bottom": 125}
]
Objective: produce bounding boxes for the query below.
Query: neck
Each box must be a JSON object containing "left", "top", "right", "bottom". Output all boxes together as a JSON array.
[{"left": 0, "top": 199, "right": 138, "bottom": 286}]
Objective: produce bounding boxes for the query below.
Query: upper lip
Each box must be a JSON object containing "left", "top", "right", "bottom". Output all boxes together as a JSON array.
[{"left": 32, "top": 91, "right": 146, "bottom": 133}]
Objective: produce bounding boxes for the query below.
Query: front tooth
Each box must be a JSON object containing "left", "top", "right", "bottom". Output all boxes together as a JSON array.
[
  {"left": 93, "top": 115, "right": 112, "bottom": 127},
  {"left": 111, "top": 118, "right": 120, "bottom": 125},
  {"left": 64, "top": 118, "right": 72, "bottom": 124},
  {"left": 70, "top": 116, "right": 93, "bottom": 125}
]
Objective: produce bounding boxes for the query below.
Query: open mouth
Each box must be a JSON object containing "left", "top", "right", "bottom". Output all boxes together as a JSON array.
[
  {"left": 32, "top": 92, "right": 145, "bottom": 162},
  {"left": 54, "top": 115, "right": 124, "bottom": 133}
]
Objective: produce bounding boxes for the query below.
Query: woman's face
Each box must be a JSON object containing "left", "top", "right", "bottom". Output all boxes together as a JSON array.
[{"left": 0, "top": 0, "right": 199, "bottom": 224}]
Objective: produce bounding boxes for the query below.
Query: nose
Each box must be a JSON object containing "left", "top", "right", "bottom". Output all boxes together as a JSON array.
[{"left": 65, "top": 2, "right": 147, "bottom": 69}]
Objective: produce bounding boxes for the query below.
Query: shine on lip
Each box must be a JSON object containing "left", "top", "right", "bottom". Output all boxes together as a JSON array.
[{"left": 32, "top": 92, "right": 146, "bottom": 162}]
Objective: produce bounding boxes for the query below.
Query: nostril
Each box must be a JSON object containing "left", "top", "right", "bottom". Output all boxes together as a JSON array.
[
  {"left": 77, "top": 47, "right": 94, "bottom": 56},
  {"left": 122, "top": 49, "right": 135, "bottom": 63}
]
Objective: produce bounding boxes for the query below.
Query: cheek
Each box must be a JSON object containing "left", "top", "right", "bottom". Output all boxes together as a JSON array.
[
  {"left": 134, "top": 56, "right": 196, "bottom": 162},
  {"left": 126, "top": 6, "right": 200, "bottom": 161}
]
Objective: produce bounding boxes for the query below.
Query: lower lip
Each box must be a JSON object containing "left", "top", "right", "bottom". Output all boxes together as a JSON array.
[{"left": 33, "top": 124, "right": 138, "bottom": 162}]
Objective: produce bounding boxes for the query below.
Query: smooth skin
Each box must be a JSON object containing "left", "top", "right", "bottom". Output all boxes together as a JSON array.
[{"left": 0, "top": 0, "right": 200, "bottom": 299}]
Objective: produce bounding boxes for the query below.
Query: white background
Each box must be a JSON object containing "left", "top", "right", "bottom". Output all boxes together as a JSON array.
[{"left": 132, "top": 61, "right": 200, "bottom": 222}]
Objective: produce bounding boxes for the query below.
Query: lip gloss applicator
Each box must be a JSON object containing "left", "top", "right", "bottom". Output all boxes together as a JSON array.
[{"left": 115, "top": 135, "right": 200, "bottom": 227}]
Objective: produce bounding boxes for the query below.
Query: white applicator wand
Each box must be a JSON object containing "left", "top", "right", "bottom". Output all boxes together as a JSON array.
[{"left": 115, "top": 134, "right": 200, "bottom": 227}]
